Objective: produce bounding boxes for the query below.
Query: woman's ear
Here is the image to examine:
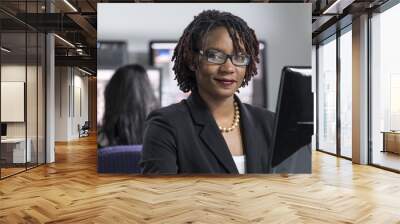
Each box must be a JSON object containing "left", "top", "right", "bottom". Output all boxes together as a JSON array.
[
  {"left": 186, "top": 54, "right": 198, "bottom": 71},
  {"left": 189, "top": 58, "right": 199, "bottom": 71}
]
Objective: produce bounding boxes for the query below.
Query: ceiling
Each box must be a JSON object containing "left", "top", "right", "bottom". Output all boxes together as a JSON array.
[
  {"left": 0, "top": 0, "right": 98, "bottom": 73},
  {"left": 0, "top": 0, "right": 392, "bottom": 75}
]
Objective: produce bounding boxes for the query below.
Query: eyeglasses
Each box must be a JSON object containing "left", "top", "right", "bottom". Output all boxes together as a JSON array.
[{"left": 199, "top": 49, "right": 250, "bottom": 66}]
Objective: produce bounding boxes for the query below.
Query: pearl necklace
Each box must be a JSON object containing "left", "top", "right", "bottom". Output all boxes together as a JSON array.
[{"left": 218, "top": 101, "right": 240, "bottom": 133}]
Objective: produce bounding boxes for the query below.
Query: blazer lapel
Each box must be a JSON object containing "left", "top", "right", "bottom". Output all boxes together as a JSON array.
[
  {"left": 235, "top": 96, "right": 264, "bottom": 173},
  {"left": 186, "top": 91, "right": 238, "bottom": 174}
]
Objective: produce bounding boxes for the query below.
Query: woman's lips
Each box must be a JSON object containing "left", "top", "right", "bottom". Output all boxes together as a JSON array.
[{"left": 214, "top": 78, "right": 236, "bottom": 87}]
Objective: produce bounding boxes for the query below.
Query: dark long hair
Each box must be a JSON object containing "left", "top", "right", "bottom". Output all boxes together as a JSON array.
[
  {"left": 99, "top": 64, "right": 159, "bottom": 146},
  {"left": 172, "top": 9, "right": 260, "bottom": 93}
]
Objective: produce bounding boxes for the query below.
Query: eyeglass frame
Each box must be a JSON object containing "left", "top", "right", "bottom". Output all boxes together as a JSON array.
[{"left": 198, "top": 49, "right": 251, "bottom": 67}]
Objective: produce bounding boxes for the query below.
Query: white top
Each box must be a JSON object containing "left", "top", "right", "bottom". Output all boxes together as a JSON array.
[{"left": 232, "top": 155, "right": 246, "bottom": 174}]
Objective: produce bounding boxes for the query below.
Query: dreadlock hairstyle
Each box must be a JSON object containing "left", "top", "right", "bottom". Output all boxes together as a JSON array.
[{"left": 172, "top": 9, "right": 260, "bottom": 93}]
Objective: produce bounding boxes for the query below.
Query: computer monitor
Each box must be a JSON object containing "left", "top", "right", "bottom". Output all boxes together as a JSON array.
[
  {"left": 149, "top": 41, "right": 188, "bottom": 107},
  {"left": 146, "top": 67, "right": 162, "bottom": 105},
  {"left": 1, "top": 123, "right": 7, "bottom": 138},
  {"left": 271, "top": 66, "right": 313, "bottom": 173}
]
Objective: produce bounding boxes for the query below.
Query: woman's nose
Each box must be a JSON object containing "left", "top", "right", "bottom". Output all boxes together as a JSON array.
[{"left": 220, "top": 57, "right": 235, "bottom": 73}]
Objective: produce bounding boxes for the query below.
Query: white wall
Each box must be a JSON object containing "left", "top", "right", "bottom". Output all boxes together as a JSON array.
[
  {"left": 73, "top": 73, "right": 89, "bottom": 138},
  {"left": 98, "top": 3, "right": 311, "bottom": 111},
  {"left": 1, "top": 64, "right": 26, "bottom": 81},
  {"left": 1, "top": 65, "right": 36, "bottom": 137},
  {"left": 55, "top": 67, "right": 70, "bottom": 141},
  {"left": 1, "top": 64, "right": 46, "bottom": 164},
  {"left": 55, "top": 67, "right": 89, "bottom": 141}
]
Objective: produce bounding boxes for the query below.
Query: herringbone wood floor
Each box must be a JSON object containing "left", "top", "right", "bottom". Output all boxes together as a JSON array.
[{"left": 1, "top": 135, "right": 400, "bottom": 223}]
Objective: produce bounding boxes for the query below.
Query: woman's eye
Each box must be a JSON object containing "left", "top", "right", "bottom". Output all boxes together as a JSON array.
[
  {"left": 206, "top": 50, "right": 222, "bottom": 58},
  {"left": 212, "top": 53, "right": 225, "bottom": 60},
  {"left": 237, "top": 55, "right": 247, "bottom": 62}
]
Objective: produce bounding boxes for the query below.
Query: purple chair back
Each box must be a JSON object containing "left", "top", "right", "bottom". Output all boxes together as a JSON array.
[{"left": 97, "top": 145, "right": 142, "bottom": 173}]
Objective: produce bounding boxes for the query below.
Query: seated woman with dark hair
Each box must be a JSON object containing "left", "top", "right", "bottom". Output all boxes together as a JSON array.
[
  {"left": 140, "top": 10, "right": 274, "bottom": 174},
  {"left": 98, "top": 64, "right": 159, "bottom": 148}
]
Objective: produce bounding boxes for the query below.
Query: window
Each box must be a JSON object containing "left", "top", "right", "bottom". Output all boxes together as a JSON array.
[
  {"left": 370, "top": 3, "right": 400, "bottom": 171},
  {"left": 339, "top": 27, "right": 352, "bottom": 158},
  {"left": 317, "top": 36, "right": 337, "bottom": 154},
  {"left": 0, "top": 1, "right": 47, "bottom": 179}
]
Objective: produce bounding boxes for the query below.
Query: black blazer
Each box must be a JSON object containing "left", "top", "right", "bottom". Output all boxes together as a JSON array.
[{"left": 140, "top": 91, "right": 275, "bottom": 174}]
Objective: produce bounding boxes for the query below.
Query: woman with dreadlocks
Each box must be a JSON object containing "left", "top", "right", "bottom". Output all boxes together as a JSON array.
[{"left": 140, "top": 10, "right": 274, "bottom": 174}]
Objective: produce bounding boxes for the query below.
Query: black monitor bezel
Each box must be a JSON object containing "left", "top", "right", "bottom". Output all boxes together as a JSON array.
[{"left": 270, "top": 65, "right": 313, "bottom": 169}]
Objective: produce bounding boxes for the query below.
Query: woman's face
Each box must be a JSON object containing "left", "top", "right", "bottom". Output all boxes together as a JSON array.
[{"left": 195, "top": 26, "right": 247, "bottom": 100}]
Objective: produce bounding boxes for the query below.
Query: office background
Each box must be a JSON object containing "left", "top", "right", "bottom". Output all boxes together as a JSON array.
[
  {"left": 313, "top": 2, "right": 400, "bottom": 171},
  {"left": 1, "top": 1, "right": 400, "bottom": 222},
  {"left": 1, "top": 8, "right": 46, "bottom": 177},
  {"left": 97, "top": 3, "right": 312, "bottom": 114}
]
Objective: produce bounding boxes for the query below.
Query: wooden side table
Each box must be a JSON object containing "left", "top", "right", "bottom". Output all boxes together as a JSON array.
[{"left": 381, "top": 131, "right": 400, "bottom": 154}]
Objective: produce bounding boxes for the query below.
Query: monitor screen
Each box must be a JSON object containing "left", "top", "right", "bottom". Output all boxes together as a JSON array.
[
  {"left": 271, "top": 66, "right": 313, "bottom": 173},
  {"left": 150, "top": 41, "right": 189, "bottom": 107},
  {"left": 1, "top": 123, "right": 7, "bottom": 137},
  {"left": 146, "top": 67, "right": 162, "bottom": 105}
]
